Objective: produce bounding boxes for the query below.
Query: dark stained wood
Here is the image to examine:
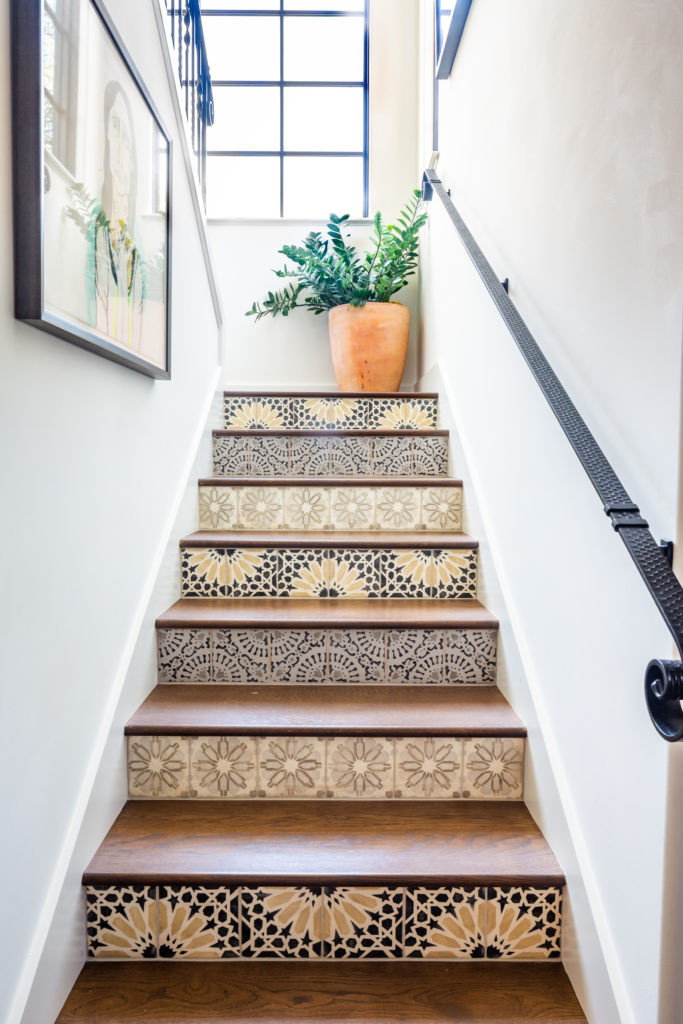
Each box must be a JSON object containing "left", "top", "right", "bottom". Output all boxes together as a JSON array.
[
  {"left": 83, "top": 801, "right": 563, "bottom": 887},
  {"left": 214, "top": 428, "right": 449, "bottom": 438},
  {"left": 57, "top": 962, "right": 587, "bottom": 1023},
  {"left": 155, "top": 598, "right": 499, "bottom": 630},
  {"left": 199, "top": 476, "right": 462, "bottom": 487},
  {"left": 224, "top": 390, "right": 439, "bottom": 399},
  {"left": 181, "top": 530, "right": 478, "bottom": 549},
  {"left": 125, "top": 684, "right": 526, "bottom": 737}
]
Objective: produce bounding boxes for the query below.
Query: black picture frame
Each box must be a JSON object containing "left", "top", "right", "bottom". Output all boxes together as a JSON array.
[{"left": 10, "top": 0, "right": 173, "bottom": 379}]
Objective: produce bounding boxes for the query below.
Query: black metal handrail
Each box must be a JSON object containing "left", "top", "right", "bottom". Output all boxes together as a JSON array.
[
  {"left": 166, "top": 1, "right": 214, "bottom": 206},
  {"left": 422, "top": 167, "right": 683, "bottom": 742}
]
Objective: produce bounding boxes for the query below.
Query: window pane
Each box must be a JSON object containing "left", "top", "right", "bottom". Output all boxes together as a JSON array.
[
  {"left": 207, "top": 156, "right": 281, "bottom": 218},
  {"left": 283, "top": 156, "right": 363, "bottom": 218},
  {"left": 210, "top": 87, "right": 280, "bottom": 150},
  {"left": 203, "top": 16, "right": 280, "bottom": 81},
  {"left": 284, "top": 87, "right": 363, "bottom": 152},
  {"left": 284, "top": 17, "right": 365, "bottom": 81},
  {"left": 284, "top": 1, "right": 365, "bottom": 9},
  {"left": 201, "top": 1, "right": 278, "bottom": 8}
]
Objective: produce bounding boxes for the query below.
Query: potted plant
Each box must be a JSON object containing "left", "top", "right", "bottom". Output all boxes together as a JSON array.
[{"left": 246, "top": 190, "right": 427, "bottom": 392}]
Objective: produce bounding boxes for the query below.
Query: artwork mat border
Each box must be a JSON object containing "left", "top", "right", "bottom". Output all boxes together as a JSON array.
[{"left": 10, "top": 0, "right": 173, "bottom": 380}]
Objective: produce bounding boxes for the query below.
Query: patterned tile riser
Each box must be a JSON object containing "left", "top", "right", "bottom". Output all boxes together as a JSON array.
[
  {"left": 157, "top": 628, "right": 498, "bottom": 685},
  {"left": 212, "top": 434, "right": 449, "bottom": 477},
  {"left": 127, "top": 735, "right": 525, "bottom": 801},
  {"left": 198, "top": 484, "right": 463, "bottom": 532},
  {"left": 86, "top": 884, "right": 562, "bottom": 961},
  {"left": 180, "top": 547, "right": 478, "bottom": 600},
  {"left": 223, "top": 396, "right": 439, "bottom": 432}
]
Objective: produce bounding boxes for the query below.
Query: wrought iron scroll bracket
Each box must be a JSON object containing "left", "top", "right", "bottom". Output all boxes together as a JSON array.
[{"left": 422, "top": 167, "right": 683, "bottom": 741}]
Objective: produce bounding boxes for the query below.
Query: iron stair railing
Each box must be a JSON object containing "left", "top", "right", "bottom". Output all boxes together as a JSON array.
[
  {"left": 422, "top": 167, "right": 683, "bottom": 742},
  {"left": 166, "top": 1, "right": 214, "bottom": 206}
]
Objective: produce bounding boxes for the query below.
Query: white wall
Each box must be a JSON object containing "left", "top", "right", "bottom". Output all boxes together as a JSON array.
[
  {"left": 211, "top": 0, "right": 422, "bottom": 390},
  {"left": 418, "top": 1, "right": 683, "bottom": 1021},
  {"left": 0, "top": 0, "right": 222, "bottom": 1020}
]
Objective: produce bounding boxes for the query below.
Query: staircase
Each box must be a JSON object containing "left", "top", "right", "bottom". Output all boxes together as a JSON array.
[{"left": 57, "top": 391, "right": 586, "bottom": 1022}]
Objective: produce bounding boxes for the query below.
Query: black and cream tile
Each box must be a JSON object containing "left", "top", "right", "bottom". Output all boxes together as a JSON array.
[
  {"left": 329, "top": 436, "right": 372, "bottom": 475},
  {"left": 283, "top": 486, "right": 330, "bottom": 530},
  {"left": 213, "top": 435, "right": 250, "bottom": 476},
  {"left": 235, "top": 486, "right": 284, "bottom": 530},
  {"left": 180, "top": 548, "right": 227, "bottom": 597},
  {"left": 381, "top": 548, "right": 478, "bottom": 599},
  {"left": 249, "top": 436, "right": 290, "bottom": 476},
  {"left": 290, "top": 436, "right": 331, "bottom": 476},
  {"left": 412, "top": 436, "right": 448, "bottom": 476},
  {"left": 295, "top": 397, "right": 367, "bottom": 430},
  {"left": 156, "top": 626, "right": 498, "bottom": 684},
  {"left": 367, "top": 398, "right": 438, "bottom": 430},
  {"left": 371, "top": 436, "right": 413, "bottom": 476},
  {"left": 158, "top": 885, "right": 241, "bottom": 959},
  {"left": 87, "top": 884, "right": 560, "bottom": 960},
  {"left": 224, "top": 396, "right": 293, "bottom": 430},
  {"left": 198, "top": 487, "right": 237, "bottom": 530},
  {"left": 224, "top": 548, "right": 278, "bottom": 598}
]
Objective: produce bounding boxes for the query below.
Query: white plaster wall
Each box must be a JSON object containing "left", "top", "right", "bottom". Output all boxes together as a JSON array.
[
  {"left": 210, "top": 0, "right": 422, "bottom": 390},
  {"left": 0, "top": 0, "right": 222, "bottom": 1020},
  {"left": 417, "top": 1, "right": 683, "bottom": 1021}
]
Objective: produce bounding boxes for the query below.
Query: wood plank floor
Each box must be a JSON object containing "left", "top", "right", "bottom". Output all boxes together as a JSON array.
[
  {"left": 156, "top": 598, "right": 499, "bottom": 630},
  {"left": 83, "top": 801, "right": 562, "bottom": 887},
  {"left": 57, "top": 962, "right": 587, "bottom": 1023},
  {"left": 125, "top": 684, "right": 525, "bottom": 736}
]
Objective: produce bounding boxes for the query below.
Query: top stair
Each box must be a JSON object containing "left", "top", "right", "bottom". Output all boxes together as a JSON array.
[{"left": 223, "top": 391, "right": 439, "bottom": 431}]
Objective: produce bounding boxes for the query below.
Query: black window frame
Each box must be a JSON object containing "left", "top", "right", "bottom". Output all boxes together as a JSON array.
[{"left": 199, "top": 3, "right": 370, "bottom": 219}]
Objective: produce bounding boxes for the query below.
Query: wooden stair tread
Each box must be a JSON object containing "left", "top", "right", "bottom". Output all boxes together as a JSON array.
[
  {"left": 214, "top": 428, "right": 449, "bottom": 437},
  {"left": 156, "top": 598, "right": 499, "bottom": 630},
  {"left": 126, "top": 684, "right": 525, "bottom": 736},
  {"left": 83, "top": 801, "right": 562, "bottom": 886},
  {"left": 200, "top": 476, "right": 461, "bottom": 486},
  {"left": 57, "top": 962, "right": 587, "bottom": 1023},
  {"left": 225, "top": 390, "right": 439, "bottom": 399},
  {"left": 182, "top": 530, "right": 478, "bottom": 548}
]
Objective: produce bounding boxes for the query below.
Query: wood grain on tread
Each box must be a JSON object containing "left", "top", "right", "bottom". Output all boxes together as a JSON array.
[
  {"left": 214, "top": 428, "right": 449, "bottom": 438},
  {"left": 83, "top": 801, "right": 562, "bottom": 887},
  {"left": 224, "top": 390, "right": 439, "bottom": 399},
  {"left": 57, "top": 962, "right": 587, "bottom": 1023},
  {"left": 125, "top": 684, "right": 525, "bottom": 737},
  {"left": 200, "top": 476, "right": 462, "bottom": 487},
  {"left": 156, "top": 598, "right": 499, "bottom": 630},
  {"left": 181, "top": 530, "right": 478, "bottom": 549}
]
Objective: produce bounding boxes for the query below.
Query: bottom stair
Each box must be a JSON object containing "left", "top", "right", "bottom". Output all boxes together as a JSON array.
[{"left": 57, "top": 961, "right": 587, "bottom": 1023}]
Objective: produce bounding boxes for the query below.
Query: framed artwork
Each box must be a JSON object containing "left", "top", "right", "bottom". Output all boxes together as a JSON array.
[{"left": 11, "top": 0, "right": 172, "bottom": 378}]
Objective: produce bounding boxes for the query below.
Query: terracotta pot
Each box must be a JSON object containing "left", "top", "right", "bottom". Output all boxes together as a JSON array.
[{"left": 328, "top": 302, "right": 410, "bottom": 392}]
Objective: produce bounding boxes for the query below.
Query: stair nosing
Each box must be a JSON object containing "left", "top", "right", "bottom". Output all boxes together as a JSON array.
[
  {"left": 200, "top": 476, "right": 462, "bottom": 487},
  {"left": 180, "top": 530, "right": 479, "bottom": 549},
  {"left": 214, "top": 428, "right": 449, "bottom": 438},
  {"left": 155, "top": 598, "right": 499, "bottom": 630},
  {"left": 224, "top": 391, "right": 439, "bottom": 399}
]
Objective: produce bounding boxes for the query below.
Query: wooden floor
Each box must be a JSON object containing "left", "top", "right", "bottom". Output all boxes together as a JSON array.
[
  {"left": 125, "top": 684, "right": 526, "bottom": 736},
  {"left": 57, "top": 962, "right": 587, "bottom": 1023},
  {"left": 156, "top": 598, "right": 499, "bottom": 630},
  {"left": 181, "top": 530, "right": 478, "bottom": 548},
  {"left": 83, "top": 800, "right": 562, "bottom": 887}
]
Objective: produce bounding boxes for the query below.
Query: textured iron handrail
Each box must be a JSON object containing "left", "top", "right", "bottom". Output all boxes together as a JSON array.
[
  {"left": 166, "top": 1, "right": 214, "bottom": 206},
  {"left": 422, "top": 167, "right": 683, "bottom": 741}
]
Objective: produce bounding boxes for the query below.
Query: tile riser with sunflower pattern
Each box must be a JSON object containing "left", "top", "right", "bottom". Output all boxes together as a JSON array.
[
  {"left": 212, "top": 434, "right": 449, "bottom": 477},
  {"left": 127, "top": 734, "right": 525, "bottom": 801},
  {"left": 157, "top": 627, "right": 497, "bottom": 685},
  {"left": 179, "top": 547, "right": 478, "bottom": 600},
  {"left": 86, "top": 883, "right": 562, "bottom": 961},
  {"left": 223, "top": 395, "right": 439, "bottom": 432},
  {"left": 198, "top": 483, "right": 463, "bottom": 532}
]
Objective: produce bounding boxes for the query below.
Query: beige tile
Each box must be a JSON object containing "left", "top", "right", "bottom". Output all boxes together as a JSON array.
[
  {"left": 462, "top": 737, "right": 524, "bottom": 799},
  {"left": 236, "top": 486, "right": 284, "bottom": 530},
  {"left": 420, "top": 487, "right": 462, "bottom": 531},
  {"left": 199, "top": 486, "right": 238, "bottom": 530},
  {"left": 330, "top": 486, "right": 376, "bottom": 530},
  {"left": 394, "top": 738, "right": 463, "bottom": 799},
  {"left": 375, "top": 487, "right": 421, "bottom": 530},
  {"left": 259, "top": 736, "right": 325, "bottom": 797},
  {"left": 127, "top": 736, "right": 190, "bottom": 798},
  {"left": 326, "top": 736, "right": 394, "bottom": 798},
  {"left": 283, "top": 486, "right": 330, "bottom": 530},
  {"left": 190, "top": 736, "right": 258, "bottom": 798}
]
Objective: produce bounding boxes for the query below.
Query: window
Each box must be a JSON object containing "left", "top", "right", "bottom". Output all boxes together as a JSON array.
[
  {"left": 199, "top": 3, "right": 369, "bottom": 219},
  {"left": 43, "top": 0, "right": 79, "bottom": 174}
]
